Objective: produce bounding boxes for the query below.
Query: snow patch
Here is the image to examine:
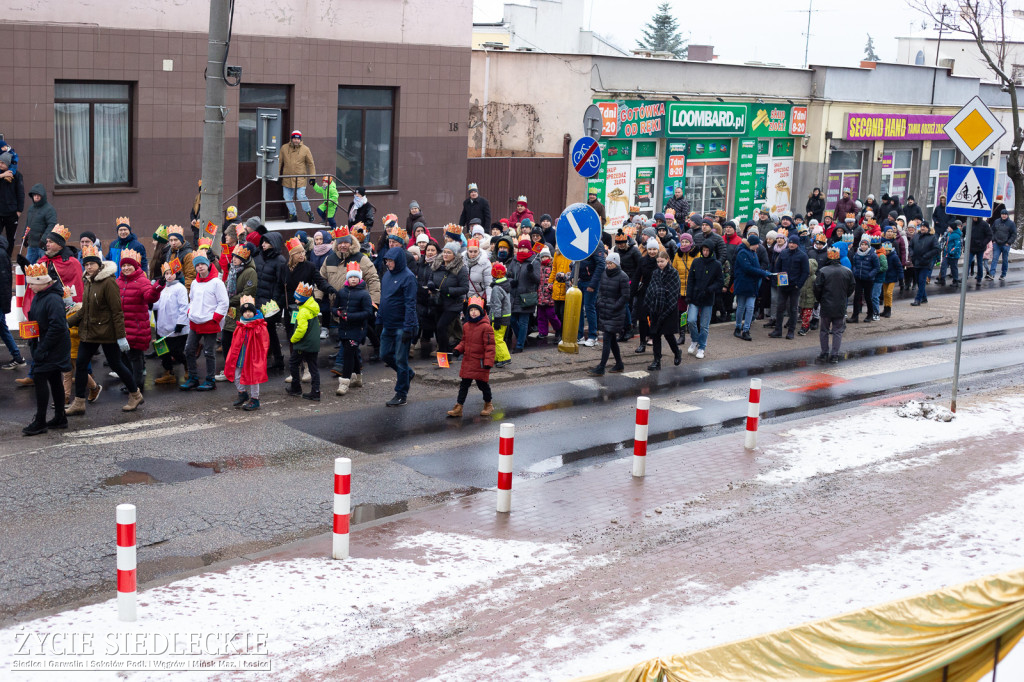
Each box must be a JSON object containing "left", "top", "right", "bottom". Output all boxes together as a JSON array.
[{"left": 896, "top": 400, "right": 954, "bottom": 422}]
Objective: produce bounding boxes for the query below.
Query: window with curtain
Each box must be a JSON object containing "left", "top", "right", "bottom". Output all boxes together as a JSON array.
[
  {"left": 54, "top": 82, "right": 132, "bottom": 187},
  {"left": 337, "top": 87, "right": 395, "bottom": 189}
]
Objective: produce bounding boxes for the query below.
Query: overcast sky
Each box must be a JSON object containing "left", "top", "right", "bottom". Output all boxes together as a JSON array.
[{"left": 473, "top": 0, "right": 956, "bottom": 68}]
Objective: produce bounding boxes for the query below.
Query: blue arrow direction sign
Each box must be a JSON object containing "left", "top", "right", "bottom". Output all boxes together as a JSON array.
[{"left": 555, "top": 203, "right": 602, "bottom": 261}]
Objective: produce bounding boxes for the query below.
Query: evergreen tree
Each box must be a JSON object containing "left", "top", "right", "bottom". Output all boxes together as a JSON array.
[
  {"left": 864, "top": 33, "right": 879, "bottom": 61},
  {"left": 636, "top": 3, "right": 687, "bottom": 59}
]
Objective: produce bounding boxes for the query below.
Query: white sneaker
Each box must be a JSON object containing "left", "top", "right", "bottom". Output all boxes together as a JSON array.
[
  {"left": 687, "top": 342, "right": 698, "bottom": 355},
  {"left": 695, "top": 348, "right": 705, "bottom": 359},
  {"left": 320, "top": 328, "right": 329, "bottom": 340},
  {"left": 583, "top": 338, "right": 596, "bottom": 347},
  {"left": 214, "top": 373, "right": 227, "bottom": 382},
  {"left": 335, "top": 377, "right": 350, "bottom": 396},
  {"left": 350, "top": 373, "right": 363, "bottom": 388}
]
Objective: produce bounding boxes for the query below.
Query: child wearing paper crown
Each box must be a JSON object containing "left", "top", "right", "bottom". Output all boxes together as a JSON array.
[
  {"left": 330, "top": 262, "right": 374, "bottom": 396},
  {"left": 446, "top": 297, "right": 495, "bottom": 418},
  {"left": 287, "top": 281, "right": 322, "bottom": 401},
  {"left": 152, "top": 262, "right": 190, "bottom": 385},
  {"left": 224, "top": 295, "right": 269, "bottom": 410},
  {"left": 488, "top": 262, "right": 512, "bottom": 367}
]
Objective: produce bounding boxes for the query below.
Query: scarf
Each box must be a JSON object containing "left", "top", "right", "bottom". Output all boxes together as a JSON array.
[
  {"left": 313, "top": 243, "right": 332, "bottom": 258},
  {"left": 515, "top": 249, "right": 531, "bottom": 263},
  {"left": 425, "top": 255, "right": 436, "bottom": 265},
  {"left": 645, "top": 266, "right": 676, "bottom": 317},
  {"left": 227, "top": 263, "right": 242, "bottom": 298}
]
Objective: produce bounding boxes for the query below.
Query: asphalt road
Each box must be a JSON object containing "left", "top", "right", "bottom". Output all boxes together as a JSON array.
[{"left": 1, "top": 265, "right": 1023, "bottom": 624}]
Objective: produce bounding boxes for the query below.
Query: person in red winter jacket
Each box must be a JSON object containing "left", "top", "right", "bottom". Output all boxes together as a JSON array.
[
  {"left": 508, "top": 195, "right": 535, "bottom": 229},
  {"left": 117, "top": 248, "right": 162, "bottom": 390},
  {"left": 224, "top": 295, "right": 269, "bottom": 410},
  {"left": 447, "top": 297, "right": 496, "bottom": 418}
]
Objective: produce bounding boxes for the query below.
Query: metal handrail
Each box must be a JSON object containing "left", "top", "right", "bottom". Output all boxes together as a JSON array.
[{"left": 227, "top": 173, "right": 359, "bottom": 223}]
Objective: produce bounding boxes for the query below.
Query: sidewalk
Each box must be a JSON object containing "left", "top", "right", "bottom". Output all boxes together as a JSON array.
[{"left": 4, "top": 387, "right": 1024, "bottom": 680}]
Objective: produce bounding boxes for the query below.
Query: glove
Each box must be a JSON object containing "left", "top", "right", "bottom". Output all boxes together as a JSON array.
[
  {"left": 16, "top": 253, "right": 29, "bottom": 268},
  {"left": 117, "top": 338, "right": 130, "bottom": 353},
  {"left": 402, "top": 329, "right": 414, "bottom": 344},
  {"left": 308, "top": 178, "right": 316, "bottom": 186},
  {"left": 427, "top": 281, "right": 438, "bottom": 291},
  {"left": 555, "top": 272, "right": 566, "bottom": 283},
  {"left": 174, "top": 324, "right": 185, "bottom": 334}
]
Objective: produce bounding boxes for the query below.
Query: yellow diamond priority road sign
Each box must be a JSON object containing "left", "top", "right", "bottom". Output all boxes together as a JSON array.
[{"left": 944, "top": 95, "right": 1006, "bottom": 165}]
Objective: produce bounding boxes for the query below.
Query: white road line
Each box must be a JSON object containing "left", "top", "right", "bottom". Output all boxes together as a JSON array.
[
  {"left": 570, "top": 378, "right": 604, "bottom": 390},
  {"left": 653, "top": 400, "right": 701, "bottom": 414},
  {"left": 623, "top": 371, "right": 649, "bottom": 379}
]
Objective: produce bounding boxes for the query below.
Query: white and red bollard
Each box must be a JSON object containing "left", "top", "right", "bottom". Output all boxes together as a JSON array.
[
  {"left": 13, "top": 265, "right": 26, "bottom": 324},
  {"left": 497, "top": 423, "right": 514, "bottom": 513},
  {"left": 744, "top": 378, "right": 762, "bottom": 450},
  {"left": 116, "top": 503, "right": 137, "bottom": 622},
  {"left": 333, "top": 457, "right": 351, "bottom": 560},
  {"left": 633, "top": 396, "right": 650, "bottom": 477}
]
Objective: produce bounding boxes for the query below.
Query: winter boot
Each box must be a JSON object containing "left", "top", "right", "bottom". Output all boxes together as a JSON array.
[
  {"left": 285, "top": 383, "right": 303, "bottom": 396},
  {"left": 123, "top": 389, "right": 145, "bottom": 412},
  {"left": 809, "top": 318, "right": 819, "bottom": 331},
  {"left": 233, "top": 391, "right": 250, "bottom": 407},
  {"left": 62, "top": 371, "right": 74, "bottom": 405},
  {"left": 798, "top": 326, "right": 809, "bottom": 336},
  {"left": 881, "top": 306, "right": 891, "bottom": 318},
  {"left": 335, "top": 377, "right": 351, "bottom": 396},
  {"left": 350, "top": 373, "right": 363, "bottom": 388},
  {"left": 634, "top": 342, "right": 647, "bottom": 354},
  {"left": 814, "top": 352, "right": 828, "bottom": 364},
  {"left": 480, "top": 402, "right": 494, "bottom": 417},
  {"left": 646, "top": 359, "right": 661, "bottom": 371},
  {"left": 937, "top": 277, "right": 946, "bottom": 286},
  {"left": 306, "top": 210, "right": 315, "bottom": 223},
  {"left": 154, "top": 369, "right": 177, "bottom": 385},
  {"left": 179, "top": 375, "right": 200, "bottom": 391},
  {"left": 446, "top": 403, "right": 463, "bottom": 418},
  {"left": 674, "top": 348, "right": 683, "bottom": 365},
  {"left": 46, "top": 413, "right": 69, "bottom": 429},
  {"left": 285, "top": 214, "right": 298, "bottom": 223},
  {"left": 22, "top": 419, "right": 47, "bottom": 436},
  {"left": 195, "top": 378, "right": 216, "bottom": 392},
  {"left": 847, "top": 315, "right": 860, "bottom": 323},
  {"left": 66, "top": 397, "right": 87, "bottom": 416},
  {"left": 242, "top": 398, "right": 261, "bottom": 411},
  {"left": 302, "top": 389, "right": 320, "bottom": 401}
]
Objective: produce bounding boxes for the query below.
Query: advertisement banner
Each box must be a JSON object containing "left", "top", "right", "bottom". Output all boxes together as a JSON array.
[
  {"left": 882, "top": 153, "right": 894, "bottom": 169},
  {"left": 749, "top": 104, "right": 792, "bottom": 137},
  {"left": 767, "top": 158, "right": 794, "bottom": 217},
  {"left": 890, "top": 170, "right": 909, "bottom": 203},
  {"left": 755, "top": 164, "right": 769, "bottom": 204},
  {"left": 604, "top": 163, "right": 631, "bottom": 231},
  {"left": 844, "top": 113, "right": 951, "bottom": 141},
  {"left": 667, "top": 103, "right": 748, "bottom": 136},
  {"left": 634, "top": 166, "right": 655, "bottom": 210},
  {"left": 663, "top": 140, "right": 688, "bottom": 208},
  {"left": 825, "top": 172, "right": 843, "bottom": 212},
  {"left": 790, "top": 107, "right": 807, "bottom": 135},
  {"left": 592, "top": 100, "right": 666, "bottom": 138},
  {"left": 937, "top": 174, "right": 949, "bottom": 203},
  {"left": 733, "top": 138, "right": 758, "bottom": 221}
]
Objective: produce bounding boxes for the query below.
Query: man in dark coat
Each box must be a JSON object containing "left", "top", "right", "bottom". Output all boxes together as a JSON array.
[
  {"left": 664, "top": 186, "right": 690, "bottom": 218},
  {"left": 968, "top": 216, "right": 993, "bottom": 282},
  {"left": 0, "top": 152, "right": 24, "bottom": 248},
  {"left": 990, "top": 208, "right": 1017, "bottom": 279},
  {"left": 255, "top": 232, "right": 288, "bottom": 369},
  {"left": 587, "top": 192, "right": 607, "bottom": 226},
  {"left": 813, "top": 248, "right": 855, "bottom": 363},
  {"left": 902, "top": 195, "right": 923, "bottom": 223},
  {"left": 459, "top": 183, "right": 492, "bottom": 229},
  {"left": 834, "top": 188, "right": 857, "bottom": 224},
  {"left": 770, "top": 236, "right": 810, "bottom": 338},
  {"left": 23, "top": 183, "right": 58, "bottom": 264},
  {"left": 910, "top": 223, "right": 940, "bottom": 305},
  {"left": 377, "top": 247, "right": 418, "bottom": 406},
  {"left": 691, "top": 218, "right": 725, "bottom": 265},
  {"left": 23, "top": 268, "right": 71, "bottom": 435}
]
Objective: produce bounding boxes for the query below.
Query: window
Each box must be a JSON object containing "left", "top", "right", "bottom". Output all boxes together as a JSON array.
[
  {"left": 880, "top": 149, "right": 913, "bottom": 202},
  {"left": 238, "top": 85, "right": 289, "bottom": 163},
  {"left": 337, "top": 87, "right": 395, "bottom": 188},
  {"left": 685, "top": 162, "right": 728, "bottom": 215},
  {"left": 1012, "top": 64, "right": 1024, "bottom": 85},
  {"left": 826, "top": 150, "right": 863, "bottom": 212},
  {"left": 927, "top": 147, "right": 956, "bottom": 215},
  {"left": 54, "top": 82, "right": 132, "bottom": 187}
]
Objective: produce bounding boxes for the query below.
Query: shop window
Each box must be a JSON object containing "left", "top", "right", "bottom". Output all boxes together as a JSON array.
[
  {"left": 881, "top": 150, "right": 912, "bottom": 204},
  {"left": 927, "top": 147, "right": 956, "bottom": 216},
  {"left": 686, "top": 162, "right": 728, "bottom": 215},
  {"left": 54, "top": 82, "right": 132, "bottom": 188},
  {"left": 826, "top": 150, "right": 863, "bottom": 212},
  {"left": 337, "top": 87, "right": 395, "bottom": 189}
]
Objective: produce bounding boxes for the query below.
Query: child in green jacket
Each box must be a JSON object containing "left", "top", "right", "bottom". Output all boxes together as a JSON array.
[
  {"left": 313, "top": 176, "right": 339, "bottom": 228},
  {"left": 288, "top": 281, "right": 322, "bottom": 401}
]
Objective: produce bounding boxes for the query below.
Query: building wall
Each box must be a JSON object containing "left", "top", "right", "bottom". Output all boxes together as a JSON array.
[
  {"left": 0, "top": 19, "right": 471, "bottom": 243},
  {"left": 895, "top": 37, "right": 1024, "bottom": 82}
]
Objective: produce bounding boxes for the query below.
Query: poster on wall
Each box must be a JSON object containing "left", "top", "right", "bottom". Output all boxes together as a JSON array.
[
  {"left": 767, "top": 157, "right": 794, "bottom": 217},
  {"left": 732, "top": 138, "right": 758, "bottom": 221},
  {"left": 634, "top": 166, "right": 655, "bottom": 211},
  {"left": 663, "top": 144, "right": 687, "bottom": 210},
  {"left": 937, "top": 174, "right": 949, "bottom": 203},
  {"left": 889, "top": 170, "right": 909, "bottom": 204},
  {"left": 604, "top": 163, "right": 631, "bottom": 231},
  {"left": 755, "top": 165, "right": 768, "bottom": 203},
  {"left": 825, "top": 172, "right": 843, "bottom": 211}
]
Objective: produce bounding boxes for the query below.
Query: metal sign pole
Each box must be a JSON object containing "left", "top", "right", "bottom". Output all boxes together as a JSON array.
[
  {"left": 949, "top": 214, "right": 972, "bottom": 413},
  {"left": 259, "top": 113, "right": 269, "bottom": 226}
]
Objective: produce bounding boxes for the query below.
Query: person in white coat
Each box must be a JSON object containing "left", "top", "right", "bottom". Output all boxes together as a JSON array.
[
  {"left": 463, "top": 238, "right": 492, "bottom": 303},
  {"left": 152, "top": 263, "right": 190, "bottom": 384},
  {"left": 180, "top": 253, "right": 228, "bottom": 391}
]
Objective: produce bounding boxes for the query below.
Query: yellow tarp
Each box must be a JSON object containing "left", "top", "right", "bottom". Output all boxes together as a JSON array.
[{"left": 573, "top": 567, "right": 1024, "bottom": 682}]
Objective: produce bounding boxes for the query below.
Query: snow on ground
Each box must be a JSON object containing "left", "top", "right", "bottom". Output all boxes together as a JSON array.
[
  {"left": 756, "top": 394, "right": 1024, "bottom": 485},
  {"left": 0, "top": 532, "right": 607, "bottom": 681}
]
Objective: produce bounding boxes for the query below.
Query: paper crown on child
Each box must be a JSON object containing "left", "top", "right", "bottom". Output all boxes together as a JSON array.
[
  {"left": 81, "top": 245, "right": 103, "bottom": 264},
  {"left": 25, "top": 263, "right": 50, "bottom": 278},
  {"left": 239, "top": 295, "right": 255, "bottom": 307},
  {"left": 387, "top": 226, "right": 407, "bottom": 244},
  {"left": 467, "top": 238, "right": 480, "bottom": 248},
  {"left": 167, "top": 224, "right": 185, "bottom": 237},
  {"left": 120, "top": 248, "right": 143, "bottom": 266},
  {"left": 345, "top": 262, "right": 362, "bottom": 278},
  {"left": 160, "top": 262, "right": 174, "bottom": 274},
  {"left": 232, "top": 243, "right": 253, "bottom": 258},
  {"left": 467, "top": 296, "right": 485, "bottom": 310},
  {"left": 444, "top": 223, "right": 462, "bottom": 236},
  {"left": 234, "top": 223, "right": 248, "bottom": 237},
  {"left": 331, "top": 226, "right": 350, "bottom": 239},
  {"left": 664, "top": 208, "right": 676, "bottom": 216},
  {"left": 153, "top": 224, "right": 169, "bottom": 242},
  {"left": 827, "top": 246, "right": 841, "bottom": 260},
  {"left": 115, "top": 216, "right": 131, "bottom": 229},
  {"left": 383, "top": 213, "right": 399, "bottom": 228},
  {"left": 197, "top": 237, "right": 214, "bottom": 251},
  {"left": 295, "top": 281, "right": 314, "bottom": 298},
  {"left": 285, "top": 237, "right": 304, "bottom": 254}
]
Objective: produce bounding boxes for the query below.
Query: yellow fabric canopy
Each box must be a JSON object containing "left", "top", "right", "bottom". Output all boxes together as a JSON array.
[{"left": 573, "top": 567, "right": 1024, "bottom": 682}]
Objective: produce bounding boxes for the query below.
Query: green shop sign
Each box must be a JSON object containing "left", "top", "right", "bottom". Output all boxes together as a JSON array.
[
  {"left": 667, "top": 103, "right": 747, "bottom": 136},
  {"left": 733, "top": 138, "right": 758, "bottom": 221}
]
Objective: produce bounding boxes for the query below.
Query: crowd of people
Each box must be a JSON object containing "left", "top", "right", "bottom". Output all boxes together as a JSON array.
[{"left": 0, "top": 157, "right": 1018, "bottom": 435}]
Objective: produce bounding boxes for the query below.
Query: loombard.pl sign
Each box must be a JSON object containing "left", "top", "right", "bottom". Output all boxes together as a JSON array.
[{"left": 667, "top": 103, "right": 748, "bottom": 136}]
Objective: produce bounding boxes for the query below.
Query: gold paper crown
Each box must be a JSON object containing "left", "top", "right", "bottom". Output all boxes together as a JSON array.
[
  {"left": 197, "top": 237, "right": 214, "bottom": 250},
  {"left": 167, "top": 224, "right": 184, "bottom": 237},
  {"left": 25, "top": 263, "right": 49, "bottom": 277},
  {"left": 239, "top": 295, "right": 255, "bottom": 307},
  {"left": 51, "top": 224, "right": 71, "bottom": 241},
  {"left": 387, "top": 226, "right": 408, "bottom": 243},
  {"left": 331, "top": 226, "right": 350, "bottom": 239},
  {"left": 62, "top": 286, "right": 73, "bottom": 298},
  {"left": 285, "top": 237, "right": 303, "bottom": 253},
  {"left": 82, "top": 245, "right": 101, "bottom": 259},
  {"left": 121, "top": 248, "right": 143, "bottom": 264},
  {"left": 232, "top": 243, "right": 252, "bottom": 258},
  {"left": 154, "top": 224, "right": 169, "bottom": 240},
  {"left": 295, "top": 282, "right": 314, "bottom": 297},
  {"left": 628, "top": 205, "right": 640, "bottom": 213},
  {"left": 115, "top": 217, "right": 130, "bottom": 229},
  {"left": 444, "top": 223, "right": 462, "bottom": 235},
  {"left": 383, "top": 213, "right": 399, "bottom": 228},
  {"left": 161, "top": 262, "right": 173, "bottom": 274},
  {"left": 351, "top": 222, "right": 366, "bottom": 232}
]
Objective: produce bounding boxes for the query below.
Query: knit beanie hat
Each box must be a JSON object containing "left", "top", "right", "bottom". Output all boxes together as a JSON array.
[
  {"left": 192, "top": 253, "right": 211, "bottom": 268},
  {"left": 646, "top": 238, "right": 659, "bottom": 250},
  {"left": 606, "top": 251, "right": 620, "bottom": 266},
  {"left": 491, "top": 262, "right": 506, "bottom": 278}
]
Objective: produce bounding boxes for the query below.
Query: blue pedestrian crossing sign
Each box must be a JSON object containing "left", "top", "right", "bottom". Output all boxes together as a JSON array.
[
  {"left": 571, "top": 136, "right": 602, "bottom": 178},
  {"left": 556, "top": 203, "right": 602, "bottom": 261},
  {"left": 946, "top": 164, "right": 996, "bottom": 218}
]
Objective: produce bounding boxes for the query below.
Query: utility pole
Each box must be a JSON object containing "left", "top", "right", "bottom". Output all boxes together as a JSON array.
[
  {"left": 803, "top": 0, "right": 813, "bottom": 69},
  {"left": 930, "top": 5, "right": 952, "bottom": 106},
  {"left": 200, "top": 0, "right": 230, "bottom": 257}
]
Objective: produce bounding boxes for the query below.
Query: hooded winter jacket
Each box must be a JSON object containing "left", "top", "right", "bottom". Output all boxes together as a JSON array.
[
  {"left": 68, "top": 261, "right": 125, "bottom": 344},
  {"left": 992, "top": 217, "right": 1017, "bottom": 246},
  {"left": 686, "top": 253, "right": 725, "bottom": 307},
  {"left": 107, "top": 230, "right": 149, "bottom": 274},
  {"left": 377, "top": 247, "right": 418, "bottom": 331},
  {"left": 799, "top": 259, "right": 819, "bottom": 309},
  {"left": 22, "top": 247, "right": 84, "bottom": 316},
  {"left": 0, "top": 235, "right": 12, "bottom": 315},
  {"left": 850, "top": 246, "right": 879, "bottom": 281},
  {"left": 455, "top": 311, "right": 496, "bottom": 382},
  {"left": 813, "top": 260, "right": 855, "bottom": 319},
  {"left": 255, "top": 233, "right": 288, "bottom": 308},
  {"left": 0, "top": 168, "right": 24, "bottom": 217},
  {"left": 911, "top": 231, "right": 940, "bottom": 269},
  {"left": 24, "top": 183, "right": 57, "bottom": 250},
  {"left": 117, "top": 267, "right": 162, "bottom": 350},
  {"left": 290, "top": 295, "right": 321, "bottom": 353},
  {"left": 430, "top": 256, "right": 470, "bottom": 313},
  {"left": 164, "top": 240, "right": 196, "bottom": 291},
  {"left": 596, "top": 266, "right": 630, "bottom": 333},
  {"left": 28, "top": 281, "right": 71, "bottom": 374},
  {"left": 154, "top": 279, "right": 189, "bottom": 339},
  {"left": 464, "top": 248, "right": 492, "bottom": 303},
  {"left": 732, "top": 247, "right": 773, "bottom": 298},
  {"left": 224, "top": 261, "right": 258, "bottom": 333},
  {"left": 548, "top": 249, "right": 573, "bottom": 301},
  {"left": 333, "top": 280, "right": 374, "bottom": 342},
  {"left": 321, "top": 247, "right": 381, "bottom": 306},
  {"left": 507, "top": 252, "right": 540, "bottom": 314}
]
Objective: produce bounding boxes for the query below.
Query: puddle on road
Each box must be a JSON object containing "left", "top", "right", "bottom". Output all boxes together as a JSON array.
[{"left": 101, "top": 457, "right": 215, "bottom": 486}]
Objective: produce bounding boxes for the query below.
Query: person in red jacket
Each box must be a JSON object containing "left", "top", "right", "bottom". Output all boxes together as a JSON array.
[
  {"left": 20, "top": 224, "right": 84, "bottom": 317},
  {"left": 446, "top": 297, "right": 496, "bottom": 418},
  {"left": 117, "top": 248, "right": 163, "bottom": 391},
  {"left": 224, "top": 295, "right": 269, "bottom": 410},
  {"left": 508, "top": 195, "right": 535, "bottom": 229}
]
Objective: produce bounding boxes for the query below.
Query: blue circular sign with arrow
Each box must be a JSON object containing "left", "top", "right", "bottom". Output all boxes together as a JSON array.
[{"left": 555, "top": 203, "right": 602, "bottom": 262}]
